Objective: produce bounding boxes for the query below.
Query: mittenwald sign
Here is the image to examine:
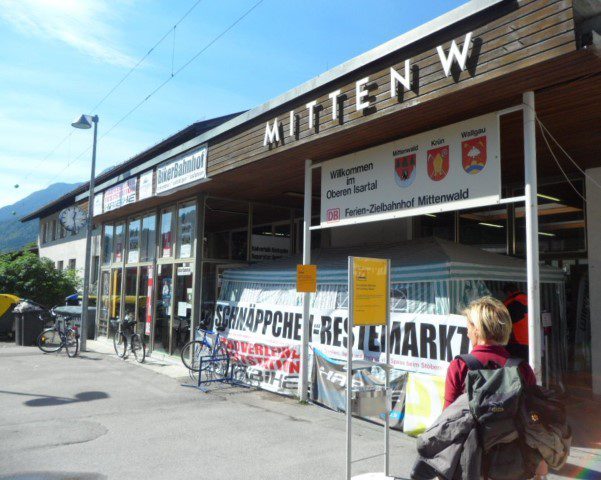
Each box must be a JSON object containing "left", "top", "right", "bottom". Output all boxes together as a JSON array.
[{"left": 320, "top": 112, "right": 501, "bottom": 227}]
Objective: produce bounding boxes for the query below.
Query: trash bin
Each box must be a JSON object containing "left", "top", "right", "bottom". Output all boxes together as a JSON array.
[
  {"left": 13, "top": 300, "right": 44, "bottom": 346},
  {"left": 53, "top": 305, "right": 96, "bottom": 340}
]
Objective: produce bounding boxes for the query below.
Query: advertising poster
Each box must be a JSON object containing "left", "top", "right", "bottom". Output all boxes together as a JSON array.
[
  {"left": 214, "top": 301, "right": 470, "bottom": 395},
  {"left": 351, "top": 257, "right": 388, "bottom": 326},
  {"left": 320, "top": 113, "right": 501, "bottom": 227},
  {"left": 138, "top": 171, "right": 154, "bottom": 200},
  {"left": 93, "top": 193, "right": 103, "bottom": 216},
  {"left": 103, "top": 178, "right": 138, "bottom": 212},
  {"left": 145, "top": 267, "right": 154, "bottom": 336}
]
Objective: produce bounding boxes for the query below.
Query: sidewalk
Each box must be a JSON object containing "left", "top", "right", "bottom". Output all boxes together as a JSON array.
[{"left": 82, "top": 340, "right": 601, "bottom": 479}]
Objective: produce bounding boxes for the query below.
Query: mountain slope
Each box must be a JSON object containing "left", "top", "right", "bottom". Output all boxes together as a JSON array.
[{"left": 0, "top": 182, "right": 82, "bottom": 253}]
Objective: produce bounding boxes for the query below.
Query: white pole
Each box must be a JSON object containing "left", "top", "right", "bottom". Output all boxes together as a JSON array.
[
  {"left": 299, "top": 159, "right": 312, "bottom": 402},
  {"left": 347, "top": 257, "right": 354, "bottom": 480},
  {"left": 523, "top": 91, "right": 542, "bottom": 383},
  {"left": 384, "top": 259, "right": 391, "bottom": 477}
]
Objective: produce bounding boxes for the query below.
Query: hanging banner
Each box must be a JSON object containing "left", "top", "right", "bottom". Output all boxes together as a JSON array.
[
  {"left": 320, "top": 112, "right": 500, "bottom": 227},
  {"left": 145, "top": 267, "right": 154, "bottom": 336},
  {"left": 313, "top": 348, "right": 407, "bottom": 430},
  {"left": 215, "top": 300, "right": 470, "bottom": 387},
  {"left": 139, "top": 171, "right": 154, "bottom": 200},
  {"left": 93, "top": 193, "right": 103, "bottom": 216},
  {"left": 103, "top": 178, "right": 138, "bottom": 212},
  {"left": 156, "top": 145, "right": 207, "bottom": 194},
  {"left": 403, "top": 372, "right": 445, "bottom": 436},
  {"left": 351, "top": 257, "right": 388, "bottom": 326}
]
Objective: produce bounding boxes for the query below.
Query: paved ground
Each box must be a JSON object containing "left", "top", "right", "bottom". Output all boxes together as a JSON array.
[{"left": 0, "top": 341, "right": 600, "bottom": 480}]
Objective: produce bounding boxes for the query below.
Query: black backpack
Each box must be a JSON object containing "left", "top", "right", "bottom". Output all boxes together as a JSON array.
[{"left": 458, "top": 354, "right": 541, "bottom": 480}]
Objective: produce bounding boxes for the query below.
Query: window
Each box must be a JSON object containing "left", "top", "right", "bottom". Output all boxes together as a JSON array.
[
  {"left": 114, "top": 223, "right": 124, "bottom": 263},
  {"left": 177, "top": 202, "right": 196, "bottom": 258},
  {"left": 60, "top": 223, "right": 66, "bottom": 239},
  {"left": 102, "top": 225, "right": 114, "bottom": 265},
  {"left": 57, "top": 261, "right": 64, "bottom": 272},
  {"left": 54, "top": 220, "right": 61, "bottom": 240},
  {"left": 51, "top": 220, "right": 57, "bottom": 241},
  {"left": 127, "top": 218, "right": 141, "bottom": 263},
  {"left": 140, "top": 214, "right": 156, "bottom": 262},
  {"left": 160, "top": 209, "right": 173, "bottom": 258},
  {"left": 91, "top": 256, "right": 100, "bottom": 286},
  {"left": 42, "top": 222, "right": 47, "bottom": 244},
  {"left": 68, "top": 259, "right": 76, "bottom": 270}
]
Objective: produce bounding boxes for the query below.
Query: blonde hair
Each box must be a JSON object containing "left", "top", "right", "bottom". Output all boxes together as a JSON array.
[{"left": 463, "top": 296, "right": 512, "bottom": 345}]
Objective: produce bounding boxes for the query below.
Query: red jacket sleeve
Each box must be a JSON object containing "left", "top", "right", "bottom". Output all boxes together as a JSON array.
[
  {"left": 444, "top": 358, "right": 469, "bottom": 409},
  {"left": 519, "top": 363, "right": 537, "bottom": 386}
]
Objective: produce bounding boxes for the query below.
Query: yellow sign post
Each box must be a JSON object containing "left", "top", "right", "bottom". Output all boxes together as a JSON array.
[
  {"left": 296, "top": 264, "right": 317, "bottom": 293},
  {"left": 351, "top": 257, "right": 388, "bottom": 326}
]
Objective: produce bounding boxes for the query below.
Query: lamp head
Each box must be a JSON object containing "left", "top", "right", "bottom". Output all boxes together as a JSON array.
[{"left": 71, "top": 114, "right": 94, "bottom": 129}]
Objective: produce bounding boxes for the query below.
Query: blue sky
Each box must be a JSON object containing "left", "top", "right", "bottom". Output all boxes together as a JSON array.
[{"left": 0, "top": 0, "right": 465, "bottom": 209}]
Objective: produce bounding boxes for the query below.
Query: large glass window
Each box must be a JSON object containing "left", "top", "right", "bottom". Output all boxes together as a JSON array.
[
  {"left": 138, "top": 266, "right": 152, "bottom": 345},
  {"left": 177, "top": 202, "right": 196, "bottom": 259},
  {"left": 98, "top": 270, "right": 111, "bottom": 336},
  {"left": 140, "top": 214, "right": 157, "bottom": 262},
  {"left": 127, "top": 218, "right": 141, "bottom": 264},
  {"left": 459, "top": 205, "right": 508, "bottom": 254},
  {"left": 205, "top": 198, "right": 249, "bottom": 260},
  {"left": 251, "top": 204, "right": 292, "bottom": 262},
  {"left": 124, "top": 267, "right": 137, "bottom": 324},
  {"left": 108, "top": 268, "right": 123, "bottom": 337},
  {"left": 114, "top": 223, "right": 125, "bottom": 263},
  {"left": 102, "top": 225, "right": 114, "bottom": 265},
  {"left": 173, "top": 263, "right": 193, "bottom": 355},
  {"left": 160, "top": 209, "right": 174, "bottom": 258},
  {"left": 416, "top": 212, "right": 455, "bottom": 240}
]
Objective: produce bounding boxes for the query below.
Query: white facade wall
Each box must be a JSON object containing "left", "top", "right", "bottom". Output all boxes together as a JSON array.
[
  {"left": 586, "top": 168, "right": 601, "bottom": 396},
  {"left": 38, "top": 211, "right": 100, "bottom": 280}
]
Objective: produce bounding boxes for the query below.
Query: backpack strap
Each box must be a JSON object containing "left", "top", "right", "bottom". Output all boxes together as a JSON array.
[
  {"left": 505, "top": 357, "right": 524, "bottom": 368},
  {"left": 456, "top": 353, "right": 484, "bottom": 370}
]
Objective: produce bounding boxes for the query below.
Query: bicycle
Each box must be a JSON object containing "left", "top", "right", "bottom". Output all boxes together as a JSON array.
[
  {"left": 113, "top": 315, "right": 146, "bottom": 363},
  {"left": 37, "top": 308, "right": 80, "bottom": 357},
  {"left": 180, "top": 325, "right": 228, "bottom": 379}
]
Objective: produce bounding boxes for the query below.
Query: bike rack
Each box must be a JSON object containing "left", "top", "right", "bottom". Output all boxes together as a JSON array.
[{"left": 182, "top": 354, "right": 250, "bottom": 393}]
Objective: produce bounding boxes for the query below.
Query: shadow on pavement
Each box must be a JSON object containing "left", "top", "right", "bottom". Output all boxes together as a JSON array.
[
  {"left": 555, "top": 462, "right": 601, "bottom": 479},
  {"left": 0, "top": 473, "right": 107, "bottom": 480},
  {"left": 0, "top": 389, "right": 109, "bottom": 407}
]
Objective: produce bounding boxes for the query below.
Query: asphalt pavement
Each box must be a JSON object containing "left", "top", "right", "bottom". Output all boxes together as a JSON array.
[{"left": 1, "top": 341, "right": 600, "bottom": 480}]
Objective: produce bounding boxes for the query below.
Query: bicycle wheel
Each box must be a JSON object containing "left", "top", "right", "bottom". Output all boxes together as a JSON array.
[
  {"left": 181, "top": 340, "right": 210, "bottom": 372},
  {"left": 65, "top": 329, "right": 79, "bottom": 358},
  {"left": 37, "top": 328, "right": 62, "bottom": 353},
  {"left": 113, "top": 332, "right": 127, "bottom": 358},
  {"left": 131, "top": 333, "right": 146, "bottom": 363},
  {"left": 212, "top": 344, "right": 229, "bottom": 379}
]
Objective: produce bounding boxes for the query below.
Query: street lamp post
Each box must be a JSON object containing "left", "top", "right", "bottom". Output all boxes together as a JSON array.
[{"left": 71, "top": 114, "right": 99, "bottom": 352}]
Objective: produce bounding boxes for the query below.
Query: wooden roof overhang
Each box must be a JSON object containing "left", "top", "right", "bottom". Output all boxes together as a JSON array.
[{"left": 95, "top": 0, "right": 601, "bottom": 223}]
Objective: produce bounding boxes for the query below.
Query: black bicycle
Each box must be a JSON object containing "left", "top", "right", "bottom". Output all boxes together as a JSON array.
[
  {"left": 113, "top": 315, "right": 146, "bottom": 363},
  {"left": 37, "top": 308, "right": 79, "bottom": 357}
]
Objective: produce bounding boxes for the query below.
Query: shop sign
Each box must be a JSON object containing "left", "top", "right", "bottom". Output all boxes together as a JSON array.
[
  {"left": 263, "top": 32, "right": 473, "bottom": 148},
  {"left": 93, "top": 193, "right": 103, "bottom": 216},
  {"left": 103, "top": 178, "right": 137, "bottom": 212},
  {"left": 156, "top": 145, "right": 207, "bottom": 194},
  {"left": 145, "top": 266, "right": 154, "bottom": 336},
  {"left": 296, "top": 264, "right": 317, "bottom": 293},
  {"left": 351, "top": 257, "right": 388, "bottom": 326},
  {"left": 177, "top": 265, "right": 192, "bottom": 276},
  {"left": 320, "top": 112, "right": 500, "bottom": 227},
  {"left": 138, "top": 171, "right": 153, "bottom": 200},
  {"left": 251, "top": 234, "right": 290, "bottom": 261}
]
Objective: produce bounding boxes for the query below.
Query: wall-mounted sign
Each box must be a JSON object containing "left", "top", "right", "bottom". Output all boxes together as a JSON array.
[
  {"left": 103, "top": 178, "right": 138, "bottom": 212},
  {"left": 93, "top": 193, "right": 103, "bottom": 216},
  {"left": 138, "top": 171, "right": 153, "bottom": 200},
  {"left": 250, "top": 234, "right": 290, "bottom": 261},
  {"left": 177, "top": 265, "right": 192, "bottom": 276},
  {"left": 156, "top": 145, "right": 207, "bottom": 194},
  {"left": 320, "top": 112, "right": 500, "bottom": 227}
]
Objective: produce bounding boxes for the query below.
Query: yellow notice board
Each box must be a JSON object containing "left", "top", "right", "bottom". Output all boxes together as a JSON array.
[
  {"left": 296, "top": 265, "right": 317, "bottom": 293},
  {"left": 351, "top": 257, "right": 389, "bottom": 326}
]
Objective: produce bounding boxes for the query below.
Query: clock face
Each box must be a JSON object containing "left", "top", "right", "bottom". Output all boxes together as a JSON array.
[{"left": 59, "top": 206, "right": 87, "bottom": 233}]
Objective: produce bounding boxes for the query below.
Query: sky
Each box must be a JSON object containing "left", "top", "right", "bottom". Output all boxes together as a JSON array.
[{"left": 0, "top": 0, "right": 465, "bottom": 209}]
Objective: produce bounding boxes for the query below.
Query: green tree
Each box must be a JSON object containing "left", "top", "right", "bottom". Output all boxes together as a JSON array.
[{"left": 0, "top": 249, "right": 80, "bottom": 307}]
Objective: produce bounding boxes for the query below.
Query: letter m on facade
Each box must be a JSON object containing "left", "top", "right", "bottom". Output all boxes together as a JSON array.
[{"left": 263, "top": 118, "right": 280, "bottom": 146}]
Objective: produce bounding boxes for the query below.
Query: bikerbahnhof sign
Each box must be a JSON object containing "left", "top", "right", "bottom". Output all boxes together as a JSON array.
[{"left": 320, "top": 112, "right": 501, "bottom": 227}]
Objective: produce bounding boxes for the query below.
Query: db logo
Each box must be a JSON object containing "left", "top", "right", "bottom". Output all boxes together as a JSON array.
[{"left": 327, "top": 208, "right": 340, "bottom": 222}]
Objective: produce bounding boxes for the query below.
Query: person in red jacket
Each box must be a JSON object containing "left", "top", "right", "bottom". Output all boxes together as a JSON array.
[
  {"left": 443, "top": 296, "right": 546, "bottom": 479},
  {"left": 503, "top": 283, "right": 529, "bottom": 360}
]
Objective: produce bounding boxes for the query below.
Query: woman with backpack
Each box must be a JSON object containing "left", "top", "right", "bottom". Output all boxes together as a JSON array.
[{"left": 444, "top": 296, "right": 547, "bottom": 480}]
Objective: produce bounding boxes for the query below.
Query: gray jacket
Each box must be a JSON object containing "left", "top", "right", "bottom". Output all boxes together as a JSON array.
[{"left": 411, "top": 394, "right": 481, "bottom": 480}]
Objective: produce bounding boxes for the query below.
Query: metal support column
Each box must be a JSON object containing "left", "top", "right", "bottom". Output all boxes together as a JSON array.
[
  {"left": 299, "top": 159, "right": 312, "bottom": 402},
  {"left": 191, "top": 193, "right": 206, "bottom": 339},
  {"left": 523, "top": 91, "right": 542, "bottom": 383}
]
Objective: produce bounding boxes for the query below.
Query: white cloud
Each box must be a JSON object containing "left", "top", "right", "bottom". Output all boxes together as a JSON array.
[{"left": 0, "top": 0, "right": 136, "bottom": 67}]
